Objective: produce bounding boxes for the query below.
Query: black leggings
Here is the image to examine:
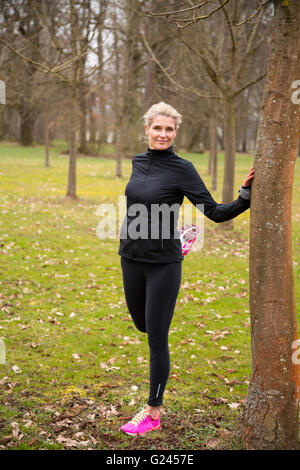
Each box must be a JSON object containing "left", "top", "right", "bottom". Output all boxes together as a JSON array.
[{"left": 120, "top": 256, "right": 182, "bottom": 406}]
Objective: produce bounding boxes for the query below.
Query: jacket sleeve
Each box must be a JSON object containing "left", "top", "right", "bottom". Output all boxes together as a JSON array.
[{"left": 179, "top": 161, "right": 251, "bottom": 223}]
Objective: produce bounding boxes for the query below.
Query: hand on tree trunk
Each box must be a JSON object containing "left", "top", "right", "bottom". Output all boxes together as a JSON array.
[{"left": 242, "top": 167, "right": 254, "bottom": 188}]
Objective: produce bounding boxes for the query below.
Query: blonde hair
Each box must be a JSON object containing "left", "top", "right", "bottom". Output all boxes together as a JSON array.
[{"left": 143, "top": 102, "right": 182, "bottom": 129}]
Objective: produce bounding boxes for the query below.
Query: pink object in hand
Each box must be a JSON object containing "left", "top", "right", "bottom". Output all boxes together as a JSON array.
[{"left": 179, "top": 224, "right": 202, "bottom": 256}]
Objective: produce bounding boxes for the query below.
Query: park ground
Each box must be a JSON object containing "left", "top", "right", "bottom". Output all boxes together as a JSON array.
[{"left": 0, "top": 141, "right": 299, "bottom": 450}]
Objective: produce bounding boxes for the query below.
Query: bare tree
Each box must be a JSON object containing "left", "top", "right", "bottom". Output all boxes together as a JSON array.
[{"left": 236, "top": 0, "right": 300, "bottom": 449}]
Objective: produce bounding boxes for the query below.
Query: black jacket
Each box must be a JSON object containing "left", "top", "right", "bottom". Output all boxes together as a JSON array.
[{"left": 118, "top": 146, "right": 251, "bottom": 263}]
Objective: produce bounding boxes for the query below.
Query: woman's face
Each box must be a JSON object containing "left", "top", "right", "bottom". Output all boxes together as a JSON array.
[{"left": 145, "top": 115, "right": 177, "bottom": 150}]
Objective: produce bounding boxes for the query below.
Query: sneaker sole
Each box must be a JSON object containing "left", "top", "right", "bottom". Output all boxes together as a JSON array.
[{"left": 121, "top": 424, "right": 161, "bottom": 436}]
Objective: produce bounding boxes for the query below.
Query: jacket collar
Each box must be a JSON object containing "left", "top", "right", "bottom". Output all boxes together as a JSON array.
[{"left": 146, "top": 146, "right": 175, "bottom": 158}]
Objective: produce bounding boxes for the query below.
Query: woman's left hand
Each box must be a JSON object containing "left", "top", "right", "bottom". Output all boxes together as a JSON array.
[{"left": 242, "top": 167, "right": 254, "bottom": 188}]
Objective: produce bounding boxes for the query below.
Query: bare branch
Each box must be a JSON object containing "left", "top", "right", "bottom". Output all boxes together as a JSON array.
[
  {"left": 141, "top": 29, "right": 221, "bottom": 100},
  {"left": 218, "top": 0, "right": 235, "bottom": 49},
  {"left": 236, "top": 15, "right": 270, "bottom": 82},
  {"left": 233, "top": 71, "right": 267, "bottom": 98},
  {"left": 173, "top": 34, "right": 226, "bottom": 94},
  {"left": 0, "top": 38, "right": 50, "bottom": 73},
  {"left": 50, "top": 49, "right": 89, "bottom": 73},
  {"left": 146, "top": 1, "right": 213, "bottom": 18},
  {"left": 146, "top": 0, "right": 231, "bottom": 29},
  {"left": 0, "top": 37, "right": 105, "bottom": 85},
  {"left": 233, "top": 0, "right": 272, "bottom": 26}
]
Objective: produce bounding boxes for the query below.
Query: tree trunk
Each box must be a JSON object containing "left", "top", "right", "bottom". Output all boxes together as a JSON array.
[
  {"left": 45, "top": 110, "right": 50, "bottom": 167},
  {"left": 97, "top": 5, "right": 107, "bottom": 146},
  {"left": 89, "top": 99, "right": 96, "bottom": 144},
  {"left": 219, "top": 97, "right": 236, "bottom": 229},
  {"left": 79, "top": 93, "right": 88, "bottom": 154},
  {"left": 209, "top": 112, "right": 217, "bottom": 190},
  {"left": 187, "top": 123, "right": 204, "bottom": 152},
  {"left": 66, "top": 91, "right": 79, "bottom": 200},
  {"left": 20, "top": 108, "right": 34, "bottom": 146},
  {"left": 241, "top": 91, "right": 250, "bottom": 153},
  {"left": 144, "top": 54, "right": 155, "bottom": 110},
  {"left": 115, "top": 122, "right": 122, "bottom": 178},
  {"left": 237, "top": 0, "right": 300, "bottom": 450}
]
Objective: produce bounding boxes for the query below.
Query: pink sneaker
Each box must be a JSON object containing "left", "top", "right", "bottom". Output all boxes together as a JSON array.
[{"left": 119, "top": 405, "right": 161, "bottom": 435}]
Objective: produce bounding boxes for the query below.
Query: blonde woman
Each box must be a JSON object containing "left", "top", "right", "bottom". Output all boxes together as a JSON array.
[{"left": 118, "top": 102, "right": 254, "bottom": 435}]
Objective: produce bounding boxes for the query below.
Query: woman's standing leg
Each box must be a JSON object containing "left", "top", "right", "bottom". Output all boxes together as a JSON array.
[
  {"left": 119, "top": 257, "right": 182, "bottom": 435},
  {"left": 144, "top": 261, "right": 182, "bottom": 409}
]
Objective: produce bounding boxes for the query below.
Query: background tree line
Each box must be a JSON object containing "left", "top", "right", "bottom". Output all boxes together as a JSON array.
[{"left": 0, "top": 1, "right": 270, "bottom": 179}]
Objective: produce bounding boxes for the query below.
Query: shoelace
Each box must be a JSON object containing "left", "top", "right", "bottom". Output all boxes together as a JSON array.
[{"left": 129, "top": 406, "right": 149, "bottom": 425}]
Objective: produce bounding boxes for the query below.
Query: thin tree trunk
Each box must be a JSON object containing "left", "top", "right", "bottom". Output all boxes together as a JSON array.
[
  {"left": 209, "top": 112, "right": 217, "bottom": 190},
  {"left": 45, "top": 110, "right": 50, "bottom": 167},
  {"left": 241, "top": 115, "right": 248, "bottom": 153},
  {"left": 115, "top": 122, "right": 122, "bottom": 178},
  {"left": 207, "top": 147, "right": 212, "bottom": 175},
  {"left": 187, "top": 123, "right": 204, "bottom": 152},
  {"left": 20, "top": 107, "right": 34, "bottom": 146},
  {"left": 237, "top": 0, "right": 300, "bottom": 450},
  {"left": 112, "top": 11, "right": 123, "bottom": 177},
  {"left": 89, "top": 93, "right": 96, "bottom": 144},
  {"left": 219, "top": 97, "right": 236, "bottom": 229},
  {"left": 242, "top": 91, "right": 250, "bottom": 153},
  {"left": 79, "top": 93, "right": 88, "bottom": 154},
  {"left": 97, "top": 19, "right": 107, "bottom": 145},
  {"left": 144, "top": 55, "right": 155, "bottom": 110},
  {"left": 66, "top": 91, "right": 79, "bottom": 200}
]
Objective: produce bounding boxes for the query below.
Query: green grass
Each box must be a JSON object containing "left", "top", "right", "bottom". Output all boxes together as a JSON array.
[{"left": 0, "top": 141, "right": 299, "bottom": 450}]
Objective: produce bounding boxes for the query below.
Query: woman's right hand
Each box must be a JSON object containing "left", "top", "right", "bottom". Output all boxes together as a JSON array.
[{"left": 242, "top": 167, "right": 254, "bottom": 188}]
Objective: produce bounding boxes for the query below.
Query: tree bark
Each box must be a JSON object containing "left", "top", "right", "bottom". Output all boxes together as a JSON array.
[
  {"left": 241, "top": 90, "right": 250, "bottom": 153},
  {"left": 144, "top": 54, "right": 155, "bottom": 110},
  {"left": 97, "top": 12, "right": 107, "bottom": 146},
  {"left": 219, "top": 96, "right": 236, "bottom": 229},
  {"left": 20, "top": 106, "right": 34, "bottom": 146},
  {"left": 89, "top": 93, "right": 96, "bottom": 144},
  {"left": 209, "top": 112, "right": 217, "bottom": 190},
  {"left": 44, "top": 110, "right": 50, "bottom": 167},
  {"left": 79, "top": 90, "right": 88, "bottom": 154},
  {"left": 66, "top": 90, "right": 79, "bottom": 200},
  {"left": 115, "top": 125, "right": 122, "bottom": 178},
  {"left": 237, "top": 0, "right": 300, "bottom": 450}
]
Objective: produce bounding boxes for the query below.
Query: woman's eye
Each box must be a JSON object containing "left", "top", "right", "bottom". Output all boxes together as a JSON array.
[{"left": 152, "top": 126, "right": 174, "bottom": 131}]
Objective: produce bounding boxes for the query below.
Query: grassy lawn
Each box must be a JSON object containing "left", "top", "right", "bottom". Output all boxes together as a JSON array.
[{"left": 0, "top": 141, "right": 299, "bottom": 450}]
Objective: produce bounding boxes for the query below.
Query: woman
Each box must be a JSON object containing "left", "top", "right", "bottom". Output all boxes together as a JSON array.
[{"left": 118, "top": 102, "right": 254, "bottom": 436}]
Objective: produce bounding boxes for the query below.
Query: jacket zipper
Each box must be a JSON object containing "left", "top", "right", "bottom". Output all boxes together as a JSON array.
[{"left": 148, "top": 149, "right": 163, "bottom": 250}]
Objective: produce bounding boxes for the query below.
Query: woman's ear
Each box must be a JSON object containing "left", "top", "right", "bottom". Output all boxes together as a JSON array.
[{"left": 145, "top": 124, "right": 149, "bottom": 136}]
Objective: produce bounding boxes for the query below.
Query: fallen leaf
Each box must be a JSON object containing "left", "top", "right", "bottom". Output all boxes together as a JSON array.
[
  {"left": 228, "top": 402, "right": 241, "bottom": 409},
  {"left": 206, "top": 438, "right": 219, "bottom": 449},
  {"left": 28, "top": 438, "right": 39, "bottom": 446},
  {"left": 56, "top": 436, "right": 80, "bottom": 447}
]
